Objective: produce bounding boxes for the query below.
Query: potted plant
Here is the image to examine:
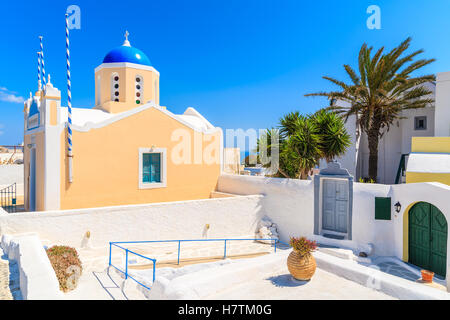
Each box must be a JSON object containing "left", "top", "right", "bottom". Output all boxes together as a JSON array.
[
  {"left": 287, "top": 236, "right": 317, "bottom": 281},
  {"left": 421, "top": 269, "right": 434, "bottom": 283}
]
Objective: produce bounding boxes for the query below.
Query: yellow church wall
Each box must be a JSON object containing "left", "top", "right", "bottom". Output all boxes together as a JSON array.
[
  {"left": 94, "top": 66, "right": 159, "bottom": 113},
  {"left": 49, "top": 101, "right": 57, "bottom": 126},
  {"left": 59, "top": 107, "right": 222, "bottom": 210}
]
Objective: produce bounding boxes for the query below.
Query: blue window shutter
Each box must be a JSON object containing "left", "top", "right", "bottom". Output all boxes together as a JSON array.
[
  {"left": 142, "top": 153, "right": 162, "bottom": 183},
  {"left": 142, "top": 153, "right": 151, "bottom": 183}
]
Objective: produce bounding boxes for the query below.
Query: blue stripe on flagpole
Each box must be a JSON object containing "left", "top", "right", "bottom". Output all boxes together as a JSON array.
[
  {"left": 39, "top": 37, "right": 46, "bottom": 88},
  {"left": 66, "top": 13, "right": 73, "bottom": 181},
  {"left": 37, "top": 52, "right": 41, "bottom": 85}
]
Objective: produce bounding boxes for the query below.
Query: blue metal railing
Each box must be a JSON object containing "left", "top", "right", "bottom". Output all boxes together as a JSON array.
[
  {"left": 108, "top": 237, "right": 285, "bottom": 291},
  {"left": 109, "top": 242, "right": 156, "bottom": 290}
]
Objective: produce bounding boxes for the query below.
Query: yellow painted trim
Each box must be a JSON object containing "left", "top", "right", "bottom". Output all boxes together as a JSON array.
[
  {"left": 402, "top": 202, "right": 418, "bottom": 262},
  {"left": 44, "top": 96, "right": 61, "bottom": 101},
  {"left": 406, "top": 172, "right": 450, "bottom": 186},
  {"left": 411, "top": 137, "right": 450, "bottom": 153},
  {"left": 49, "top": 101, "right": 57, "bottom": 126}
]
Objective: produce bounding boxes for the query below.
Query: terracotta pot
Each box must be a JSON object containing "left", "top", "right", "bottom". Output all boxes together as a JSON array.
[
  {"left": 421, "top": 270, "right": 434, "bottom": 283},
  {"left": 287, "top": 250, "right": 316, "bottom": 281}
]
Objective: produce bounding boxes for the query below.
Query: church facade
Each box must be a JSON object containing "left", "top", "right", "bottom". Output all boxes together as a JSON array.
[{"left": 23, "top": 34, "right": 223, "bottom": 211}]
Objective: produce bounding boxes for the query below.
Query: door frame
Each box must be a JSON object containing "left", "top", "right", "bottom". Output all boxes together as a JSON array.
[
  {"left": 314, "top": 162, "right": 354, "bottom": 240},
  {"left": 407, "top": 201, "right": 447, "bottom": 277},
  {"left": 318, "top": 177, "right": 350, "bottom": 238},
  {"left": 28, "top": 147, "right": 36, "bottom": 212}
]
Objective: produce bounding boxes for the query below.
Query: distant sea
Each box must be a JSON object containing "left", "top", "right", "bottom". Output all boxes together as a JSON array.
[{"left": 240, "top": 150, "right": 255, "bottom": 163}]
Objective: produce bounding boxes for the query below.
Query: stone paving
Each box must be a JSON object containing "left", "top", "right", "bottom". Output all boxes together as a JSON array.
[
  {"left": 0, "top": 258, "right": 13, "bottom": 300},
  {"left": 376, "top": 260, "right": 420, "bottom": 282},
  {"left": 0, "top": 250, "right": 21, "bottom": 300},
  {"left": 371, "top": 257, "right": 447, "bottom": 291}
]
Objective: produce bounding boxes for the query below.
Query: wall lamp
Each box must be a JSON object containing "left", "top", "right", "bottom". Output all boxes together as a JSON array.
[{"left": 394, "top": 201, "right": 401, "bottom": 213}]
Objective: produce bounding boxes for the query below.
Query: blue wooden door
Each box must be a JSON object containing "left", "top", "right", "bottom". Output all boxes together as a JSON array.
[{"left": 322, "top": 179, "right": 348, "bottom": 233}]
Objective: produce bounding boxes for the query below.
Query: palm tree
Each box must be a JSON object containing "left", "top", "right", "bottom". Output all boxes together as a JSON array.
[{"left": 305, "top": 38, "right": 435, "bottom": 181}]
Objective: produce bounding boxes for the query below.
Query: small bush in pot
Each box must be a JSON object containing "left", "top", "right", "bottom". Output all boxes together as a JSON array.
[
  {"left": 46, "top": 245, "right": 83, "bottom": 292},
  {"left": 287, "top": 237, "right": 317, "bottom": 281}
]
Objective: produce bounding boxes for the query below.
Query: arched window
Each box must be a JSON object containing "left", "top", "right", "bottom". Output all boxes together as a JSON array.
[
  {"left": 111, "top": 73, "right": 120, "bottom": 102},
  {"left": 135, "top": 75, "right": 143, "bottom": 104}
]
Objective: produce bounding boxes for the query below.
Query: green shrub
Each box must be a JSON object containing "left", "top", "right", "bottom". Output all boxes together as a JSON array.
[{"left": 46, "top": 245, "right": 83, "bottom": 292}]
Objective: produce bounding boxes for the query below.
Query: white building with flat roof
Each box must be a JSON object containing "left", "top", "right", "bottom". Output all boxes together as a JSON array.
[{"left": 330, "top": 71, "right": 450, "bottom": 184}]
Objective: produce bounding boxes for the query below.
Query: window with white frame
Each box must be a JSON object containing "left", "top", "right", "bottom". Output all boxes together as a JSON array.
[{"left": 139, "top": 148, "right": 167, "bottom": 189}]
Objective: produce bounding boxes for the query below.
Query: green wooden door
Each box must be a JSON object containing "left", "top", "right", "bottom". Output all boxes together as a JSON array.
[{"left": 409, "top": 202, "right": 447, "bottom": 277}]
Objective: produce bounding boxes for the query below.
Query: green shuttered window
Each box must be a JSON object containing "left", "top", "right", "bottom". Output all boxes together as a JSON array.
[{"left": 375, "top": 197, "right": 391, "bottom": 220}]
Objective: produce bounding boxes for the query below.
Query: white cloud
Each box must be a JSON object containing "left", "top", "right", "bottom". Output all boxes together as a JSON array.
[{"left": 0, "top": 87, "right": 24, "bottom": 103}]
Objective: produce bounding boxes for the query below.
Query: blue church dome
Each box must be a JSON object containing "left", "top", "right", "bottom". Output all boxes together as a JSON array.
[{"left": 103, "top": 44, "right": 152, "bottom": 66}]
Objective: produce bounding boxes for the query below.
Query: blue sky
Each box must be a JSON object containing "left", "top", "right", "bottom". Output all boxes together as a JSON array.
[{"left": 1, "top": 0, "right": 450, "bottom": 147}]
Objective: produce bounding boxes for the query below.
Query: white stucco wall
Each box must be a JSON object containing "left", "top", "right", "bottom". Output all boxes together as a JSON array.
[
  {"left": 390, "top": 182, "right": 450, "bottom": 259},
  {"left": 1, "top": 233, "right": 62, "bottom": 300},
  {"left": 351, "top": 183, "right": 392, "bottom": 255},
  {"left": 0, "top": 195, "right": 265, "bottom": 249},
  {"left": 217, "top": 174, "right": 314, "bottom": 244},
  {"left": 0, "top": 165, "right": 23, "bottom": 186},
  {"left": 435, "top": 71, "right": 450, "bottom": 137},
  {"left": 217, "top": 175, "right": 450, "bottom": 270}
]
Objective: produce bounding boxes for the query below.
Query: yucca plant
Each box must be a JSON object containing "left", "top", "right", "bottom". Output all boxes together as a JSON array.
[
  {"left": 306, "top": 38, "right": 435, "bottom": 181},
  {"left": 312, "top": 109, "right": 351, "bottom": 162},
  {"left": 257, "top": 109, "right": 351, "bottom": 179}
]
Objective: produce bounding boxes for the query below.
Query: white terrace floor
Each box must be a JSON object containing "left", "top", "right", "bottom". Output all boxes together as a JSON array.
[
  {"left": 64, "top": 239, "right": 278, "bottom": 300},
  {"left": 63, "top": 241, "right": 399, "bottom": 300},
  {"left": 206, "top": 264, "right": 396, "bottom": 300},
  {"left": 1, "top": 240, "right": 446, "bottom": 299}
]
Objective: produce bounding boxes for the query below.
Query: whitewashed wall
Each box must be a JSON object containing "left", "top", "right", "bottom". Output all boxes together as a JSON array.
[
  {"left": 0, "top": 195, "right": 265, "bottom": 249},
  {"left": 218, "top": 175, "right": 450, "bottom": 260},
  {"left": 0, "top": 164, "right": 23, "bottom": 186},
  {"left": 436, "top": 71, "right": 450, "bottom": 136},
  {"left": 218, "top": 174, "right": 314, "bottom": 243}
]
